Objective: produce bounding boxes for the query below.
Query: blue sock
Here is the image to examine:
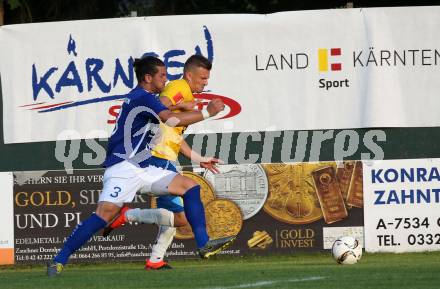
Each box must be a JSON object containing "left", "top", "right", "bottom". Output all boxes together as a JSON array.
[
  {"left": 182, "top": 185, "right": 209, "bottom": 248},
  {"left": 54, "top": 213, "right": 107, "bottom": 265}
]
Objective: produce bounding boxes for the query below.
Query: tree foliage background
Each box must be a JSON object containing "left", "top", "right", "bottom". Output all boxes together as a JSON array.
[{"left": 2, "top": 0, "right": 440, "bottom": 26}]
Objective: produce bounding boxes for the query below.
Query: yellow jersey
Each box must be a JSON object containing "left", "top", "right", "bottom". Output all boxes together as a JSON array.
[{"left": 151, "top": 79, "right": 194, "bottom": 161}]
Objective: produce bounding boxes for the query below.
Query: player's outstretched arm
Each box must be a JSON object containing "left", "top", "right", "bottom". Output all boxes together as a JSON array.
[
  {"left": 179, "top": 140, "right": 222, "bottom": 174},
  {"left": 158, "top": 98, "right": 224, "bottom": 127}
]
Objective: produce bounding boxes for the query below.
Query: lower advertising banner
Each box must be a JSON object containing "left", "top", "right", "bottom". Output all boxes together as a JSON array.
[
  {"left": 363, "top": 158, "right": 440, "bottom": 252},
  {"left": 12, "top": 161, "right": 364, "bottom": 264},
  {"left": 0, "top": 172, "right": 14, "bottom": 265},
  {"left": 13, "top": 169, "right": 163, "bottom": 264}
]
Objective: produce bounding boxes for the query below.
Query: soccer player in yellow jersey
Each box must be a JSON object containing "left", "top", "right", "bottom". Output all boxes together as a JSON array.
[
  {"left": 48, "top": 56, "right": 231, "bottom": 277},
  {"left": 144, "top": 55, "right": 227, "bottom": 269},
  {"left": 103, "top": 55, "right": 234, "bottom": 270}
]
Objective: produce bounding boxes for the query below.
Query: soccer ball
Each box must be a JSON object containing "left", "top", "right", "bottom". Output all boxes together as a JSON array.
[{"left": 331, "top": 236, "right": 362, "bottom": 265}]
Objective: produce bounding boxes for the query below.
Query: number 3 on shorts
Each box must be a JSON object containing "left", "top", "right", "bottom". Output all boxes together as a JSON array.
[{"left": 110, "top": 186, "right": 121, "bottom": 198}]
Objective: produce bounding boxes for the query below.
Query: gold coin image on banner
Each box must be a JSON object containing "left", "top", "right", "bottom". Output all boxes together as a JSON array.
[
  {"left": 151, "top": 171, "right": 216, "bottom": 239},
  {"left": 205, "top": 199, "right": 243, "bottom": 239},
  {"left": 204, "top": 164, "right": 269, "bottom": 220},
  {"left": 263, "top": 162, "right": 336, "bottom": 224},
  {"left": 182, "top": 171, "right": 216, "bottom": 205}
]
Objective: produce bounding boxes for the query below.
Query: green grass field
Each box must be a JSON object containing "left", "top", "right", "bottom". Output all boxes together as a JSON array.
[{"left": 1, "top": 252, "right": 440, "bottom": 289}]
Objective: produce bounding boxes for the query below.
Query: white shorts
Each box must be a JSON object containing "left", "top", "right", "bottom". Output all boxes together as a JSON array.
[{"left": 99, "top": 160, "right": 178, "bottom": 206}]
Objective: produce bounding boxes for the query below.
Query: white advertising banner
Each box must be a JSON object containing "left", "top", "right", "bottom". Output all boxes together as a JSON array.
[
  {"left": 2, "top": 7, "right": 440, "bottom": 143},
  {"left": 363, "top": 159, "right": 440, "bottom": 253},
  {"left": 0, "top": 172, "right": 14, "bottom": 264}
]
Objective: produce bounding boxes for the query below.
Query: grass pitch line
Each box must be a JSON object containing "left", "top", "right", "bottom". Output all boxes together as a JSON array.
[{"left": 204, "top": 276, "right": 327, "bottom": 289}]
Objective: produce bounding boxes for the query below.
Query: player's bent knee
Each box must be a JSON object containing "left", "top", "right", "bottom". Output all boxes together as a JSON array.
[
  {"left": 168, "top": 175, "right": 198, "bottom": 195},
  {"left": 173, "top": 212, "right": 188, "bottom": 227},
  {"left": 182, "top": 177, "right": 198, "bottom": 191},
  {"left": 95, "top": 201, "right": 121, "bottom": 222}
]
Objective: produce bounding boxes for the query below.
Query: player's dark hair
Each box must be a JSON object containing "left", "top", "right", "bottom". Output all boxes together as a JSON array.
[
  {"left": 133, "top": 56, "right": 165, "bottom": 83},
  {"left": 183, "top": 55, "right": 212, "bottom": 73}
]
